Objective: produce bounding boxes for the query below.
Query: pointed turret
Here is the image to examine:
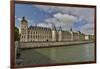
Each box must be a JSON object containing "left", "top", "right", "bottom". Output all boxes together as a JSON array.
[
  {"left": 52, "top": 25, "right": 56, "bottom": 30},
  {"left": 51, "top": 23, "right": 57, "bottom": 41},
  {"left": 58, "top": 26, "right": 62, "bottom": 41},
  {"left": 51, "top": 23, "right": 56, "bottom": 31},
  {"left": 70, "top": 28, "right": 72, "bottom": 31},
  {"left": 59, "top": 26, "right": 62, "bottom": 31},
  {"left": 70, "top": 28, "right": 73, "bottom": 41}
]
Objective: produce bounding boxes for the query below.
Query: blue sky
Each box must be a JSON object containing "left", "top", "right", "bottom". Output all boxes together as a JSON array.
[
  {"left": 15, "top": 4, "right": 53, "bottom": 25},
  {"left": 15, "top": 4, "right": 94, "bottom": 35}
]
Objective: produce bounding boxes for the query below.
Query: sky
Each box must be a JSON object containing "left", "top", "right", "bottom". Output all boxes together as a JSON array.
[{"left": 15, "top": 4, "right": 95, "bottom": 35}]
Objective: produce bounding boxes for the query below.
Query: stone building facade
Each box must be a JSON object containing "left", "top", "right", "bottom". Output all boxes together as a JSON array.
[{"left": 20, "top": 17, "right": 86, "bottom": 42}]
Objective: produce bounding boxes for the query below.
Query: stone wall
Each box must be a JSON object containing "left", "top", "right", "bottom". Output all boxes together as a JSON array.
[{"left": 19, "top": 41, "right": 93, "bottom": 48}]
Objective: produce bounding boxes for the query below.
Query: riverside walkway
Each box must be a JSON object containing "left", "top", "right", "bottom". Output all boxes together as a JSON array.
[{"left": 19, "top": 41, "right": 93, "bottom": 48}]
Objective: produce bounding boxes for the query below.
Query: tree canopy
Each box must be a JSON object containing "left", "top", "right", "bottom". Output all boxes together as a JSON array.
[{"left": 14, "top": 26, "right": 20, "bottom": 41}]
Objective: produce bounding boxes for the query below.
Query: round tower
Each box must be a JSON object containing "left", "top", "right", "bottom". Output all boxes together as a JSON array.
[
  {"left": 70, "top": 28, "right": 73, "bottom": 41},
  {"left": 58, "top": 26, "right": 62, "bottom": 41},
  {"left": 20, "top": 17, "right": 28, "bottom": 42},
  {"left": 52, "top": 25, "right": 56, "bottom": 41}
]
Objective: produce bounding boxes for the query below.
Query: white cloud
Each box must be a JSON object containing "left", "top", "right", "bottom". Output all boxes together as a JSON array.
[
  {"left": 34, "top": 5, "right": 58, "bottom": 13},
  {"left": 37, "top": 22, "right": 52, "bottom": 28},
  {"left": 53, "top": 13, "right": 77, "bottom": 24},
  {"left": 80, "top": 23, "right": 94, "bottom": 35},
  {"left": 17, "top": 17, "right": 22, "bottom": 21},
  {"left": 44, "top": 12, "right": 77, "bottom": 30},
  {"left": 34, "top": 4, "right": 94, "bottom": 23}
]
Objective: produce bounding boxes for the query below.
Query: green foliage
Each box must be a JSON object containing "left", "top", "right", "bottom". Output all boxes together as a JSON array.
[{"left": 14, "top": 26, "right": 20, "bottom": 41}]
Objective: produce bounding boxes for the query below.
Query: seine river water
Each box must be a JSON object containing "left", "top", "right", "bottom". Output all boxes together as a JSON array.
[{"left": 18, "top": 43, "right": 95, "bottom": 65}]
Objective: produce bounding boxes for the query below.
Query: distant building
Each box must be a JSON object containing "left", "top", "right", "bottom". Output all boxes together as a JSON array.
[
  {"left": 79, "top": 32, "right": 85, "bottom": 40},
  {"left": 85, "top": 35, "right": 89, "bottom": 40},
  {"left": 20, "top": 17, "right": 91, "bottom": 42},
  {"left": 85, "top": 35, "right": 94, "bottom": 40}
]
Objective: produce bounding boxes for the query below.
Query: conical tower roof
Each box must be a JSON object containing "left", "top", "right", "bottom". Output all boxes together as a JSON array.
[
  {"left": 21, "top": 16, "right": 28, "bottom": 23},
  {"left": 59, "top": 26, "right": 62, "bottom": 31}
]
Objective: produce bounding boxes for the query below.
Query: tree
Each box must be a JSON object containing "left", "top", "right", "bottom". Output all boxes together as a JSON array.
[{"left": 14, "top": 26, "right": 20, "bottom": 41}]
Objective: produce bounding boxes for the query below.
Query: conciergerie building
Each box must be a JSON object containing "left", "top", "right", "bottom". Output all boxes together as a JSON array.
[{"left": 20, "top": 17, "right": 88, "bottom": 42}]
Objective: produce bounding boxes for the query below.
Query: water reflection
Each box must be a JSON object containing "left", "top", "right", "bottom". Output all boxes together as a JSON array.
[{"left": 18, "top": 43, "right": 94, "bottom": 65}]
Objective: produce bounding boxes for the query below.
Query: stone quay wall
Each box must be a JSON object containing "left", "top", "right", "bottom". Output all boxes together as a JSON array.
[{"left": 18, "top": 41, "right": 93, "bottom": 48}]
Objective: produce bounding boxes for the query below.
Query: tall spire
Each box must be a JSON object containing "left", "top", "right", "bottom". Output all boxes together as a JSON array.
[
  {"left": 78, "top": 30, "right": 81, "bottom": 33},
  {"left": 51, "top": 23, "right": 56, "bottom": 30},
  {"left": 52, "top": 25, "right": 56, "bottom": 30}
]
